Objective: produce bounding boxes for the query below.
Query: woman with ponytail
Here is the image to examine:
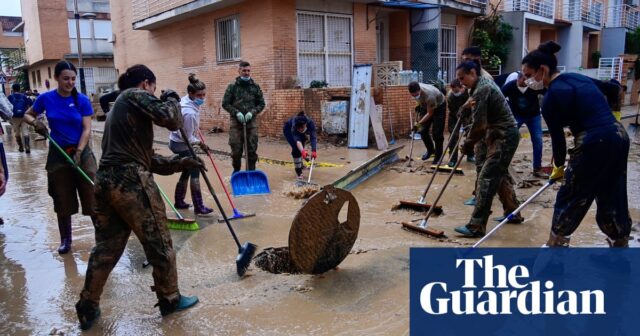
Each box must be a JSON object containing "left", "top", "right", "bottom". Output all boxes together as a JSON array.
[
  {"left": 168, "top": 73, "right": 213, "bottom": 216},
  {"left": 23, "top": 60, "right": 96, "bottom": 255},
  {"left": 521, "top": 41, "right": 631, "bottom": 247}
]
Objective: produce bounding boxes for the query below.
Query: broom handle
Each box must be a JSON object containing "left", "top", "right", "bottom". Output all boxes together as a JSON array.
[
  {"left": 154, "top": 180, "right": 185, "bottom": 220},
  {"left": 473, "top": 180, "right": 555, "bottom": 248},
  {"left": 47, "top": 134, "right": 94, "bottom": 186},
  {"left": 180, "top": 128, "right": 242, "bottom": 248},
  {"left": 418, "top": 117, "right": 463, "bottom": 203},
  {"left": 196, "top": 129, "right": 237, "bottom": 209},
  {"left": 307, "top": 157, "right": 315, "bottom": 183}
]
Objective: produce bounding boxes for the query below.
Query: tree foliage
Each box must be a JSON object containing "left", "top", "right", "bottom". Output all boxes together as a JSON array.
[
  {"left": 471, "top": 4, "right": 513, "bottom": 68},
  {"left": 0, "top": 46, "right": 28, "bottom": 89}
]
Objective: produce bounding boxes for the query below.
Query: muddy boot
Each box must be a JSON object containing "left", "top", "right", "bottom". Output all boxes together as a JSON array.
[
  {"left": 606, "top": 237, "right": 629, "bottom": 248},
  {"left": 75, "top": 299, "right": 101, "bottom": 330},
  {"left": 544, "top": 231, "right": 570, "bottom": 247},
  {"left": 191, "top": 179, "right": 214, "bottom": 217},
  {"left": 57, "top": 215, "right": 72, "bottom": 254},
  {"left": 173, "top": 178, "right": 190, "bottom": 209},
  {"left": 23, "top": 136, "right": 30, "bottom": 154},
  {"left": 16, "top": 136, "right": 24, "bottom": 152},
  {"left": 156, "top": 295, "right": 199, "bottom": 316}
]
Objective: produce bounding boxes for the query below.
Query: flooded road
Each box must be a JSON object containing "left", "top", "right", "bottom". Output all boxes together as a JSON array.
[{"left": 1, "top": 119, "right": 638, "bottom": 334}]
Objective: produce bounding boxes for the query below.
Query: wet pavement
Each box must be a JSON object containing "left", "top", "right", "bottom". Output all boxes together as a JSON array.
[{"left": 1, "top": 108, "right": 639, "bottom": 334}]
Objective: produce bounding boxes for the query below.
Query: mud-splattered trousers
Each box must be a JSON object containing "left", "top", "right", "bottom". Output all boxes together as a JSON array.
[
  {"left": 466, "top": 128, "right": 521, "bottom": 233},
  {"left": 551, "top": 123, "right": 630, "bottom": 239},
  {"left": 79, "top": 164, "right": 179, "bottom": 305},
  {"left": 229, "top": 124, "right": 259, "bottom": 172},
  {"left": 417, "top": 102, "right": 446, "bottom": 159},
  {"left": 46, "top": 146, "right": 97, "bottom": 217}
]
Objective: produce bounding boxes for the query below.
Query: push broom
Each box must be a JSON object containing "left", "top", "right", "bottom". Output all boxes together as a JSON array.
[
  {"left": 395, "top": 119, "right": 464, "bottom": 213},
  {"left": 47, "top": 134, "right": 198, "bottom": 230},
  {"left": 195, "top": 129, "right": 255, "bottom": 222},
  {"left": 180, "top": 128, "right": 256, "bottom": 277}
]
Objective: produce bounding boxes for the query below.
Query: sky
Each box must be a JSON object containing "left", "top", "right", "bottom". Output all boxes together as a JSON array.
[{"left": 0, "top": 0, "right": 22, "bottom": 17}]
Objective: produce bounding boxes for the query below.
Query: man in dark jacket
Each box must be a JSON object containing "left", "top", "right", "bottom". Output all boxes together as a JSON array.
[
  {"left": 502, "top": 72, "right": 548, "bottom": 178},
  {"left": 283, "top": 112, "right": 318, "bottom": 179},
  {"left": 222, "top": 61, "right": 265, "bottom": 172},
  {"left": 7, "top": 83, "right": 33, "bottom": 153}
]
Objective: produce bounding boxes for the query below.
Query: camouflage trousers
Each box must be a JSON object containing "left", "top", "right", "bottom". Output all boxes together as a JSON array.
[
  {"left": 79, "top": 164, "right": 179, "bottom": 306},
  {"left": 467, "top": 128, "right": 521, "bottom": 233},
  {"left": 229, "top": 125, "right": 258, "bottom": 172},
  {"left": 552, "top": 123, "right": 631, "bottom": 240}
]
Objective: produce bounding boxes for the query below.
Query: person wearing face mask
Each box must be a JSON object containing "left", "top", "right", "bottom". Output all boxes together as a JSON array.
[
  {"left": 283, "top": 111, "right": 318, "bottom": 179},
  {"left": 407, "top": 81, "right": 446, "bottom": 163},
  {"left": 454, "top": 60, "right": 523, "bottom": 238},
  {"left": 446, "top": 79, "right": 470, "bottom": 167},
  {"left": 168, "top": 73, "right": 213, "bottom": 217},
  {"left": 521, "top": 41, "right": 631, "bottom": 248},
  {"left": 222, "top": 61, "right": 265, "bottom": 173},
  {"left": 74, "top": 64, "right": 203, "bottom": 330},
  {"left": 501, "top": 71, "right": 548, "bottom": 178}
]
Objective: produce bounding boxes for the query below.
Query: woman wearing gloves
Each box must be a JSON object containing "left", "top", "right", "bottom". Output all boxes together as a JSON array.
[
  {"left": 521, "top": 41, "right": 631, "bottom": 247},
  {"left": 283, "top": 111, "right": 317, "bottom": 179},
  {"left": 23, "top": 60, "right": 96, "bottom": 254},
  {"left": 168, "top": 74, "right": 213, "bottom": 216}
]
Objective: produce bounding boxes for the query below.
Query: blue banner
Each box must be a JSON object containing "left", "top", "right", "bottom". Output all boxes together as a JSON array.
[{"left": 410, "top": 248, "right": 639, "bottom": 335}]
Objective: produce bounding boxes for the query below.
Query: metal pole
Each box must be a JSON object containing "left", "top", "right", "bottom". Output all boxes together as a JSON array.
[{"left": 74, "top": 0, "right": 86, "bottom": 95}]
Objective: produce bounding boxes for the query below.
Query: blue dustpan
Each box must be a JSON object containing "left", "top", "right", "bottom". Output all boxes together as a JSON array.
[{"left": 231, "top": 170, "right": 271, "bottom": 196}]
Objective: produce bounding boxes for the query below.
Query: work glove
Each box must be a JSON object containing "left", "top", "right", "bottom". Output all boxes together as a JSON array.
[
  {"left": 33, "top": 120, "right": 49, "bottom": 137},
  {"left": 177, "top": 156, "right": 205, "bottom": 171},
  {"left": 236, "top": 112, "right": 245, "bottom": 124},
  {"left": 160, "top": 89, "right": 180, "bottom": 102},
  {"left": 301, "top": 149, "right": 308, "bottom": 161},
  {"left": 245, "top": 112, "right": 253, "bottom": 122},
  {"left": 460, "top": 140, "right": 474, "bottom": 156},
  {"left": 311, "top": 151, "right": 317, "bottom": 159},
  {"left": 412, "top": 122, "right": 420, "bottom": 133},
  {"left": 549, "top": 165, "right": 565, "bottom": 181},
  {"left": 196, "top": 141, "right": 209, "bottom": 152}
]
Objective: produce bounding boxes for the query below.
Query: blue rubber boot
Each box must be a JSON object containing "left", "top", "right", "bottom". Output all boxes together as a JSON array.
[
  {"left": 463, "top": 196, "right": 476, "bottom": 206},
  {"left": 158, "top": 295, "right": 199, "bottom": 316},
  {"left": 454, "top": 226, "right": 484, "bottom": 238}
]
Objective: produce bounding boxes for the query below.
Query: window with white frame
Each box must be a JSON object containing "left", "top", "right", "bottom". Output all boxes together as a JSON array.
[
  {"left": 297, "top": 12, "right": 352, "bottom": 87},
  {"left": 439, "top": 25, "right": 456, "bottom": 83},
  {"left": 216, "top": 14, "right": 241, "bottom": 62}
]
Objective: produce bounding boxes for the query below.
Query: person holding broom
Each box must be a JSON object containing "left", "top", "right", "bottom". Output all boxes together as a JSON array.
[
  {"left": 22, "top": 60, "right": 96, "bottom": 255},
  {"left": 168, "top": 73, "right": 214, "bottom": 216},
  {"left": 521, "top": 41, "right": 631, "bottom": 247},
  {"left": 73, "top": 64, "right": 203, "bottom": 330},
  {"left": 283, "top": 111, "right": 318, "bottom": 179}
]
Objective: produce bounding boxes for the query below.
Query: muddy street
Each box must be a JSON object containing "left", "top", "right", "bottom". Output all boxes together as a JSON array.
[{"left": 1, "top": 118, "right": 639, "bottom": 334}]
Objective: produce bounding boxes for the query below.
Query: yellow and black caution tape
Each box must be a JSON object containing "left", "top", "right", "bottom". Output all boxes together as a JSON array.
[{"left": 258, "top": 157, "right": 344, "bottom": 168}]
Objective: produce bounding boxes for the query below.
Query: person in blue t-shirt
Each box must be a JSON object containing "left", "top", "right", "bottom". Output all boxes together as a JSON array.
[
  {"left": 7, "top": 83, "right": 33, "bottom": 153},
  {"left": 521, "top": 41, "right": 631, "bottom": 248},
  {"left": 283, "top": 111, "right": 317, "bottom": 179},
  {"left": 23, "top": 60, "right": 97, "bottom": 254}
]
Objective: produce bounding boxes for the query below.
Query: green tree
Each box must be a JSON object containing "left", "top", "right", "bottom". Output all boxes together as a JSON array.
[
  {"left": 470, "top": 3, "right": 513, "bottom": 69},
  {"left": 0, "top": 46, "right": 28, "bottom": 89}
]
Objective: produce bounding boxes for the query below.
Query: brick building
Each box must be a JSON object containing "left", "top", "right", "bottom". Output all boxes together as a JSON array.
[
  {"left": 16, "top": 0, "right": 117, "bottom": 96},
  {"left": 112, "top": 0, "right": 487, "bottom": 139},
  {"left": 0, "top": 16, "right": 25, "bottom": 94}
]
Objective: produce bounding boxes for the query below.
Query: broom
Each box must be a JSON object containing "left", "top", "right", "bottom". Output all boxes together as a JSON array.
[
  {"left": 154, "top": 181, "right": 199, "bottom": 231},
  {"left": 180, "top": 128, "right": 256, "bottom": 277}
]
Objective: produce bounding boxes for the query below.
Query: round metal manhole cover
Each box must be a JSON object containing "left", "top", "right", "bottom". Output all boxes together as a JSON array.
[{"left": 288, "top": 185, "right": 360, "bottom": 274}]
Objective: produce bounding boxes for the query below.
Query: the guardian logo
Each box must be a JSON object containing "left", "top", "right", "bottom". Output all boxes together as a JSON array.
[{"left": 420, "top": 255, "right": 605, "bottom": 316}]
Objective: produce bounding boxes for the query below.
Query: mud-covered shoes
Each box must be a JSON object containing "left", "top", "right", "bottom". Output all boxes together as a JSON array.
[
  {"left": 157, "top": 295, "right": 199, "bottom": 316},
  {"left": 454, "top": 226, "right": 484, "bottom": 238},
  {"left": 76, "top": 299, "right": 101, "bottom": 331}
]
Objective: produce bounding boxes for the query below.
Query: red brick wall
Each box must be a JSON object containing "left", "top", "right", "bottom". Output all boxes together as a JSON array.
[
  {"left": 353, "top": 3, "right": 376, "bottom": 64},
  {"left": 380, "top": 85, "right": 414, "bottom": 138},
  {"left": 389, "top": 11, "right": 411, "bottom": 68}
]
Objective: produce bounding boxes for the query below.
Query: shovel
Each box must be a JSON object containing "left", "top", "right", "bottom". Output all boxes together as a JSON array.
[
  {"left": 295, "top": 157, "right": 318, "bottom": 187},
  {"left": 230, "top": 122, "right": 270, "bottom": 196}
]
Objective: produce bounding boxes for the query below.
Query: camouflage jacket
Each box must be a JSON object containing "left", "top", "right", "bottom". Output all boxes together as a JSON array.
[
  {"left": 465, "top": 77, "right": 516, "bottom": 147},
  {"left": 100, "top": 88, "right": 182, "bottom": 171},
  {"left": 222, "top": 77, "right": 265, "bottom": 128}
]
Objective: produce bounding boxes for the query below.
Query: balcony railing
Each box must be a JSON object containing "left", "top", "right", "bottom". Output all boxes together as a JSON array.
[
  {"left": 606, "top": 5, "right": 640, "bottom": 30},
  {"left": 69, "top": 38, "right": 113, "bottom": 55},
  {"left": 561, "top": 0, "right": 604, "bottom": 27},
  {"left": 132, "top": 0, "right": 193, "bottom": 22},
  {"left": 500, "top": 0, "right": 556, "bottom": 20}
]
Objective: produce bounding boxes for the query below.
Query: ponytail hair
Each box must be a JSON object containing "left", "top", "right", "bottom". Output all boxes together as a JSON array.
[
  {"left": 54, "top": 60, "right": 79, "bottom": 106},
  {"left": 522, "top": 41, "right": 561, "bottom": 74},
  {"left": 117, "top": 64, "right": 156, "bottom": 91},
  {"left": 186, "top": 73, "right": 206, "bottom": 94}
]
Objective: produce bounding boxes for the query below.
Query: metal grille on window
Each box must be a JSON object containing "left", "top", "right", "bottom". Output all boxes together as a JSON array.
[
  {"left": 297, "top": 12, "right": 352, "bottom": 88},
  {"left": 216, "top": 14, "right": 240, "bottom": 62},
  {"left": 74, "top": 67, "right": 96, "bottom": 95},
  {"left": 439, "top": 25, "right": 456, "bottom": 84}
]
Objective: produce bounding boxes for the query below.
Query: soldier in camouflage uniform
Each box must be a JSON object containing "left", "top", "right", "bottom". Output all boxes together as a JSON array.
[
  {"left": 454, "top": 61, "right": 522, "bottom": 237},
  {"left": 222, "top": 61, "right": 265, "bottom": 172},
  {"left": 74, "top": 65, "right": 202, "bottom": 331},
  {"left": 408, "top": 81, "right": 446, "bottom": 163},
  {"left": 445, "top": 79, "right": 470, "bottom": 166}
]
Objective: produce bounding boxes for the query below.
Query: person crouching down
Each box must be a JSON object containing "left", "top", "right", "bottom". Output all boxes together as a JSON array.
[{"left": 283, "top": 111, "right": 317, "bottom": 179}]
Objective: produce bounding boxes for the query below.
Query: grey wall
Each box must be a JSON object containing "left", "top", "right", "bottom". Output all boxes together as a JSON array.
[
  {"left": 601, "top": 27, "right": 627, "bottom": 58},
  {"left": 502, "top": 12, "right": 525, "bottom": 74},
  {"left": 556, "top": 23, "right": 584, "bottom": 71}
]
